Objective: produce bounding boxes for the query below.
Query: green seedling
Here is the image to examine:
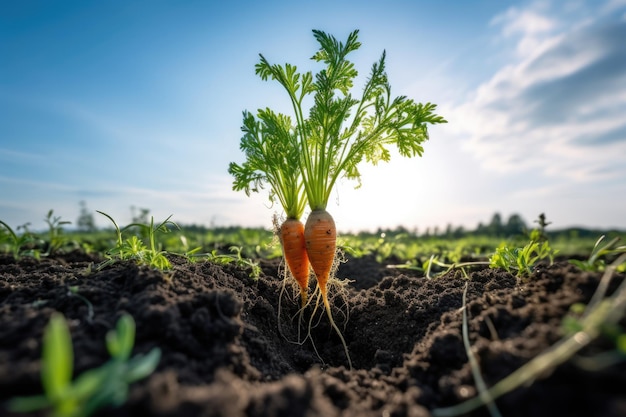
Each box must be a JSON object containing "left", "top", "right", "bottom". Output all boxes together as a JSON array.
[
  {"left": 489, "top": 217, "right": 559, "bottom": 278},
  {"left": 195, "top": 246, "right": 262, "bottom": 280},
  {"left": 569, "top": 235, "right": 626, "bottom": 272},
  {"left": 489, "top": 239, "right": 558, "bottom": 277},
  {"left": 43, "top": 209, "right": 72, "bottom": 256},
  {"left": 0, "top": 220, "right": 41, "bottom": 260},
  {"left": 8, "top": 313, "right": 161, "bottom": 417},
  {"left": 96, "top": 211, "right": 178, "bottom": 270},
  {"left": 224, "top": 246, "right": 262, "bottom": 279}
]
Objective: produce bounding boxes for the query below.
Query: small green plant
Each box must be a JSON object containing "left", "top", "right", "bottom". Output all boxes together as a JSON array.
[
  {"left": 0, "top": 220, "right": 41, "bottom": 260},
  {"left": 569, "top": 235, "right": 626, "bottom": 273},
  {"left": 489, "top": 215, "right": 558, "bottom": 277},
  {"left": 489, "top": 239, "right": 558, "bottom": 277},
  {"left": 96, "top": 211, "right": 178, "bottom": 270},
  {"left": 8, "top": 313, "right": 161, "bottom": 417},
  {"left": 197, "top": 246, "right": 262, "bottom": 279},
  {"left": 43, "top": 209, "right": 72, "bottom": 256}
]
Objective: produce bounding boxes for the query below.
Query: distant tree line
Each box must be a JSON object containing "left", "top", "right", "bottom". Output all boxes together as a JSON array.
[
  {"left": 372, "top": 212, "right": 624, "bottom": 240},
  {"left": 75, "top": 202, "right": 623, "bottom": 240}
]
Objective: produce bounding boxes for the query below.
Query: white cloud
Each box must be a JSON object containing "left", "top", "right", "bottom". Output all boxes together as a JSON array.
[
  {"left": 449, "top": 0, "right": 626, "bottom": 183},
  {"left": 491, "top": 5, "right": 557, "bottom": 56}
]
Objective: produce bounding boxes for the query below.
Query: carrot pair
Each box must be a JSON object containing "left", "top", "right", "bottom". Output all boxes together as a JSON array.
[
  {"left": 280, "top": 209, "right": 338, "bottom": 309},
  {"left": 279, "top": 209, "right": 351, "bottom": 369},
  {"left": 232, "top": 29, "right": 446, "bottom": 370}
]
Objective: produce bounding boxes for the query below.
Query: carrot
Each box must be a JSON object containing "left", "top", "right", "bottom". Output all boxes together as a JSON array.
[
  {"left": 304, "top": 208, "right": 352, "bottom": 369},
  {"left": 304, "top": 209, "right": 336, "bottom": 298},
  {"left": 279, "top": 217, "right": 310, "bottom": 307}
]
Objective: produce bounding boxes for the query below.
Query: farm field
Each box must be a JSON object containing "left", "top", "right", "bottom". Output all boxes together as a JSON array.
[
  {"left": 4, "top": 4, "right": 626, "bottom": 417},
  {"left": 1, "top": 215, "right": 625, "bottom": 417}
]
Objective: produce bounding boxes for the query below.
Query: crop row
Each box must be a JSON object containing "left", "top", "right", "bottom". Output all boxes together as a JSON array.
[{"left": 2, "top": 210, "right": 625, "bottom": 276}]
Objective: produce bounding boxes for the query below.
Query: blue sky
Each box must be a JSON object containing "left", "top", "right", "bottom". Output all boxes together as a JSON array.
[{"left": 1, "top": 0, "right": 625, "bottom": 233}]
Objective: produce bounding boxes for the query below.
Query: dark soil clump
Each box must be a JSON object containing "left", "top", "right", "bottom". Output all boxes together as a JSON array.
[{"left": 1, "top": 252, "right": 625, "bottom": 416}]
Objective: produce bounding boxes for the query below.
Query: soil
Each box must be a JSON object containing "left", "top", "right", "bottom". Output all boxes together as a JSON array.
[{"left": 1, "top": 250, "right": 625, "bottom": 417}]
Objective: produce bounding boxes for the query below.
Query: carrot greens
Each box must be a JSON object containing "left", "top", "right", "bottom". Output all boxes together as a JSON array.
[
  {"left": 255, "top": 29, "right": 447, "bottom": 211},
  {"left": 228, "top": 109, "right": 306, "bottom": 220},
  {"left": 228, "top": 94, "right": 311, "bottom": 309}
]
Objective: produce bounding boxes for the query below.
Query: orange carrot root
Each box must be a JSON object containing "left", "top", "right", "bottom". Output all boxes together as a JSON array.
[
  {"left": 305, "top": 209, "right": 352, "bottom": 369},
  {"left": 304, "top": 209, "right": 336, "bottom": 290},
  {"left": 280, "top": 218, "right": 310, "bottom": 308}
]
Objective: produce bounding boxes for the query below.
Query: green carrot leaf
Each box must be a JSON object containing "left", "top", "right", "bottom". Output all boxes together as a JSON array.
[{"left": 229, "top": 108, "right": 306, "bottom": 219}]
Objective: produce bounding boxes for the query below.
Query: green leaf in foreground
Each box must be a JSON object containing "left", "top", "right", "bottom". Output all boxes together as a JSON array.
[
  {"left": 42, "top": 313, "right": 76, "bottom": 413},
  {"left": 106, "top": 314, "right": 135, "bottom": 361},
  {"left": 8, "top": 313, "right": 160, "bottom": 417}
]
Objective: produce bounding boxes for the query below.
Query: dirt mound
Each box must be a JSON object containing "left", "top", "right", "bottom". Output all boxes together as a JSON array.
[{"left": 1, "top": 253, "right": 624, "bottom": 416}]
